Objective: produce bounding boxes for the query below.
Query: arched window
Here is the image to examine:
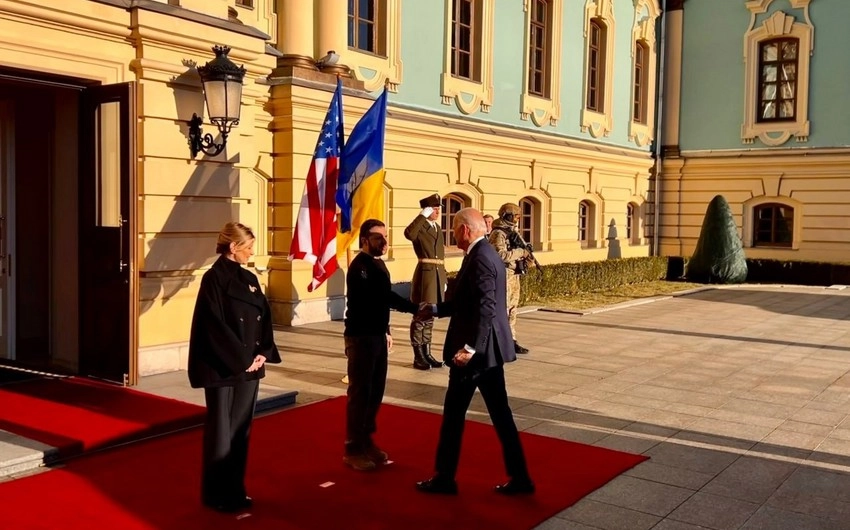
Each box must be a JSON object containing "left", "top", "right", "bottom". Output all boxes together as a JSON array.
[
  {"left": 626, "top": 203, "right": 635, "bottom": 241},
  {"left": 528, "top": 0, "right": 552, "bottom": 97},
  {"left": 586, "top": 19, "right": 607, "bottom": 112},
  {"left": 518, "top": 197, "right": 536, "bottom": 250},
  {"left": 450, "top": 0, "right": 480, "bottom": 81},
  {"left": 441, "top": 193, "right": 467, "bottom": 248},
  {"left": 632, "top": 41, "right": 649, "bottom": 124},
  {"left": 757, "top": 38, "right": 798, "bottom": 123},
  {"left": 578, "top": 201, "right": 591, "bottom": 246},
  {"left": 753, "top": 203, "right": 794, "bottom": 247},
  {"left": 348, "top": 0, "right": 379, "bottom": 54}
]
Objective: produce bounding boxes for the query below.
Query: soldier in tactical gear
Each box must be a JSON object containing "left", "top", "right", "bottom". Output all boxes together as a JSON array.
[
  {"left": 404, "top": 193, "right": 447, "bottom": 370},
  {"left": 488, "top": 203, "right": 531, "bottom": 354}
]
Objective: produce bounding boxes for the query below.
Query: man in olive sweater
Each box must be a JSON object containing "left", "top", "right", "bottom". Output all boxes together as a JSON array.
[{"left": 343, "top": 219, "right": 419, "bottom": 471}]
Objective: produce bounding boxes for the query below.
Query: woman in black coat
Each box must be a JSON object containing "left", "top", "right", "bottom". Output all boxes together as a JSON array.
[{"left": 188, "top": 222, "right": 281, "bottom": 513}]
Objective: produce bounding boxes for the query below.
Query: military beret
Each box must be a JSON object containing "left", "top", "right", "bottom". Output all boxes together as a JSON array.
[{"left": 419, "top": 193, "right": 441, "bottom": 208}]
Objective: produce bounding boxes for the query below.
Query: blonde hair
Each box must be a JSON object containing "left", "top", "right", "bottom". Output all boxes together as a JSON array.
[{"left": 216, "top": 222, "right": 255, "bottom": 255}]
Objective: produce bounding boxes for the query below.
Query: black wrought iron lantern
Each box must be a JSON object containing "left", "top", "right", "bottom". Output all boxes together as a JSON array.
[{"left": 188, "top": 45, "right": 247, "bottom": 157}]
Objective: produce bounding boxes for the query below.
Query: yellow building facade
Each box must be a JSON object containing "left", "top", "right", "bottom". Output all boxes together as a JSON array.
[{"left": 0, "top": 0, "right": 658, "bottom": 384}]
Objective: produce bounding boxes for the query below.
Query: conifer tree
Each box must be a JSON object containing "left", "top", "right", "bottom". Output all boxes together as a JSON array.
[{"left": 687, "top": 195, "right": 748, "bottom": 284}]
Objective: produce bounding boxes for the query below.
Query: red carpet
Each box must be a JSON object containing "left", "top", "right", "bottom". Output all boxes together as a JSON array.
[
  {"left": 0, "top": 377, "right": 203, "bottom": 458},
  {"left": 0, "top": 396, "right": 646, "bottom": 529}
]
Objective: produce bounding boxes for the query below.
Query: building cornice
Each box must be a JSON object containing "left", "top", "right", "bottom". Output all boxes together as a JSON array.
[{"left": 90, "top": 0, "right": 271, "bottom": 40}]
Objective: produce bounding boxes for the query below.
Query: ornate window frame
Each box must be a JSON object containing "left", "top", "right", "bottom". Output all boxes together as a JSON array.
[
  {"left": 518, "top": 196, "right": 543, "bottom": 250},
  {"left": 742, "top": 195, "right": 802, "bottom": 250},
  {"left": 626, "top": 197, "right": 646, "bottom": 245},
  {"left": 578, "top": 194, "right": 603, "bottom": 249},
  {"left": 441, "top": 0, "right": 495, "bottom": 114},
  {"left": 441, "top": 192, "right": 471, "bottom": 250},
  {"left": 346, "top": 0, "right": 404, "bottom": 93},
  {"left": 520, "top": 0, "right": 563, "bottom": 127},
  {"left": 628, "top": 0, "right": 660, "bottom": 147},
  {"left": 581, "top": 0, "right": 615, "bottom": 138},
  {"left": 742, "top": 1, "right": 813, "bottom": 146}
]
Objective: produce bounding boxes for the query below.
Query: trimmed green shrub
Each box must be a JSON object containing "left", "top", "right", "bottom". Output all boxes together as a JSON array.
[
  {"left": 445, "top": 257, "right": 670, "bottom": 305},
  {"left": 746, "top": 259, "right": 850, "bottom": 286},
  {"left": 687, "top": 195, "right": 747, "bottom": 284}
]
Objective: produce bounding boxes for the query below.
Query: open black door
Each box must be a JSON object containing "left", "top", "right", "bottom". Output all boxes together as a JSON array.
[{"left": 79, "top": 82, "right": 137, "bottom": 385}]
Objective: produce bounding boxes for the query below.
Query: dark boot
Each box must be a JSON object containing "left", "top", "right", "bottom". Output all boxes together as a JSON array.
[
  {"left": 413, "top": 346, "right": 431, "bottom": 370},
  {"left": 514, "top": 341, "right": 529, "bottom": 354},
  {"left": 422, "top": 344, "right": 443, "bottom": 368}
]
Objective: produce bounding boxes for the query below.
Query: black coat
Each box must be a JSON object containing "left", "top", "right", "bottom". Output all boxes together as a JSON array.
[
  {"left": 437, "top": 238, "right": 515, "bottom": 371},
  {"left": 188, "top": 255, "right": 281, "bottom": 388}
]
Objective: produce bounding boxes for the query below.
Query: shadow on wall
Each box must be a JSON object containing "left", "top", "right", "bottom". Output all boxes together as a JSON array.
[
  {"left": 139, "top": 66, "right": 241, "bottom": 315},
  {"left": 606, "top": 219, "right": 621, "bottom": 260}
]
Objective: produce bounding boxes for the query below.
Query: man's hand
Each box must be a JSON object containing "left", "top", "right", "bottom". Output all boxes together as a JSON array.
[
  {"left": 246, "top": 354, "right": 267, "bottom": 372},
  {"left": 420, "top": 207, "right": 434, "bottom": 218},
  {"left": 452, "top": 349, "right": 474, "bottom": 367}
]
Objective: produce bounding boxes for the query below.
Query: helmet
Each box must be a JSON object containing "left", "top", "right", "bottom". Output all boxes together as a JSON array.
[{"left": 498, "top": 203, "right": 521, "bottom": 219}]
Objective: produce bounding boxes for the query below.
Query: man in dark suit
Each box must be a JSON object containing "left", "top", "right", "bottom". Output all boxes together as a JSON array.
[
  {"left": 415, "top": 207, "right": 534, "bottom": 496},
  {"left": 404, "top": 193, "right": 447, "bottom": 370}
]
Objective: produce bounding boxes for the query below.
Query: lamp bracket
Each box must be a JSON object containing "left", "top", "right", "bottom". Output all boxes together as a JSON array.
[{"left": 188, "top": 113, "right": 237, "bottom": 158}]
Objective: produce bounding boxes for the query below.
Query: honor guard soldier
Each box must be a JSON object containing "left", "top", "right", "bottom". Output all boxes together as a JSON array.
[
  {"left": 404, "top": 193, "right": 447, "bottom": 370},
  {"left": 489, "top": 203, "right": 531, "bottom": 354}
]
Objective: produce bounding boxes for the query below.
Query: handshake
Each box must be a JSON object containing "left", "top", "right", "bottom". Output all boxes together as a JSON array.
[{"left": 416, "top": 302, "right": 437, "bottom": 319}]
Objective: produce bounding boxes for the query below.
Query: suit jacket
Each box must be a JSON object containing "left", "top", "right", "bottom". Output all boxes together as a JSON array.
[
  {"left": 437, "top": 238, "right": 515, "bottom": 370},
  {"left": 188, "top": 255, "right": 281, "bottom": 388},
  {"left": 404, "top": 215, "right": 447, "bottom": 304}
]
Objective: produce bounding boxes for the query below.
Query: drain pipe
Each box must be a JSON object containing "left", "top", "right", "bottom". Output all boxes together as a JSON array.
[{"left": 652, "top": 0, "right": 668, "bottom": 256}]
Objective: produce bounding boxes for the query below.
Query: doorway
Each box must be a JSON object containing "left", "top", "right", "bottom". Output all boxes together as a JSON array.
[{"left": 0, "top": 70, "right": 136, "bottom": 385}]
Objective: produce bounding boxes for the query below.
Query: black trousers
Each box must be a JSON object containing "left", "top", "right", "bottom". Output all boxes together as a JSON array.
[
  {"left": 345, "top": 334, "right": 387, "bottom": 453},
  {"left": 202, "top": 379, "right": 259, "bottom": 504},
  {"left": 434, "top": 365, "right": 530, "bottom": 481}
]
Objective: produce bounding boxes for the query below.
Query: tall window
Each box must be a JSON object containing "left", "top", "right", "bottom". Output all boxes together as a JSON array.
[
  {"left": 633, "top": 41, "right": 648, "bottom": 124},
  {"left": 528, "top": 0, "right": 551, "bottom": 97},
  {"left": 519, "top": 198, "right": 535, "bottom": 249},
  {"left": 348, "top": 0, "right": 378, "bottom": 53},
  {"left": 754, "top": 204, "right": 794, "bottom": 247},
  {"left": 578, "top": 201, "right": 590, "bottom": 246},
  {"left": 235, "top": 0, "right": 254, "bottom": 7},
  {"left": 451, "top": 0, "right": 477, "bottom": 80},
  {"left": 441, "top": 194, "right": 466, "bottom": 248},
  {"left": 626, "top": 204, "right": 635, "bottom": 241},
  {"left": 586, "top": 19, "right": 606, "bottom": 112},
  {"left": 758, "top": 38, "right": 798, "bottom": 123}
]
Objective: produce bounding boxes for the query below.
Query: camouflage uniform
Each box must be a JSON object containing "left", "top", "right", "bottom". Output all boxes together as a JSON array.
[{"left": 488, "top": 205, "right": 530, "bottom": 354}]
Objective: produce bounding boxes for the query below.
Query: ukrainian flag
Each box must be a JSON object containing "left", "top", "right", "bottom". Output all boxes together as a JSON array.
[{"left": 335, "top": 89, "right": 388, "bottom": 257}]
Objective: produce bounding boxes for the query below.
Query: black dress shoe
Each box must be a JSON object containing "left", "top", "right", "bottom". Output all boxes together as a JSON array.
[
  {"left": 495, "top": 479, "right": 535, "bottom": 495},
  {"left": 514, "top": 341, "right": 529, "bottom": 354},
  {"left": 415, "top": 475, "right": 458, "bottom": 495}
]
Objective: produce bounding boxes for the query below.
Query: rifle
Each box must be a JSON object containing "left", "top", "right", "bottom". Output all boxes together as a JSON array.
[{"left": 506, "top": 230, "right": 542, "bottom": 271}]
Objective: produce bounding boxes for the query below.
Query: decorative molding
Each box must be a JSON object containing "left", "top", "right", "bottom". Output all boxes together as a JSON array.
[
  {"left": 741, "top": 9, "right": 813, "bottom": 146},
  {"left": 519, "top": 0, "right": 564, "bottom": 127},
  {"left": 347, "top": 0, "right": 403, "bottom": 92},
  {"left": 580, "top": 0, "right": 615, "bottom": 138},
  {"left": 440, "top": 0, "right": 495, "bottom": 114},
  {"left": 628, "top": 0, "right": 661, "bottom": 147}
]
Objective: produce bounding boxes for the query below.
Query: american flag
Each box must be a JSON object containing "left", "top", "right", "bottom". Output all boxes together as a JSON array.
[{"left": 288, "top": 82, "right": 344, "bottom": 292}]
